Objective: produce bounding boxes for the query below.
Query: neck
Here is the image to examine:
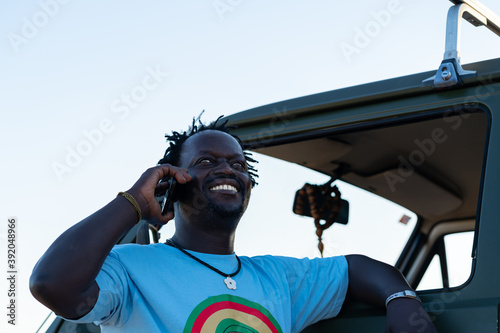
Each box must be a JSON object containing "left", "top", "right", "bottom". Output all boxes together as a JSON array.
[
  {"left": 172, "top": 220, "right": 236, "bottom": 254},
  {"left": 173, "top": 199, "right": 244, "bottom": 254}
]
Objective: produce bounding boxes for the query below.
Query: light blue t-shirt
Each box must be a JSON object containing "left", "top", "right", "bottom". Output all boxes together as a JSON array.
[{"left": 68, "top": 243, "right": 348, "bottom": 333}]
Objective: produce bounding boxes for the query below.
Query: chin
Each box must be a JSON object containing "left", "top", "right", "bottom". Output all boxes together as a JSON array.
[{"left": 207, "top": 201, "right": 245, "bottom": 220}]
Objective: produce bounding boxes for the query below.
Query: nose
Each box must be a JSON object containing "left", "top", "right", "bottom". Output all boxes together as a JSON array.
[{"left": 213, "top": 159, "right": 235, "bottom": 176}]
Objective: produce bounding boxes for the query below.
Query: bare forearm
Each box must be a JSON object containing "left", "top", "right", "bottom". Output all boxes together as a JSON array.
[
  {"left": 344, "top": 255, "right": 438, "bottom": 332},
  {"left": 29, "top": 195, "right": 139, "bottom": 318},
  {"left": 29, "top": 165, "right": 190, "bottom": 319},
  {"left": 345, "top": 254, "right": 411, "bottom": 307}
]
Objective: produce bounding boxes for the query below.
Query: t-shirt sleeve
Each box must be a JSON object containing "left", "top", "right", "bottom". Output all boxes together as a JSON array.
[
  {"left": 282, "top": 255, "right": 349, "bottom": 331},
  {"left": 61, "top": 250, "right": 132, "bottom": 327}
]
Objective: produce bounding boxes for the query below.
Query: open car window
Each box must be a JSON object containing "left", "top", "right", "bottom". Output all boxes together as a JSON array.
[{"left": 233, "top": 109, "right": 488, "bottom": 294}]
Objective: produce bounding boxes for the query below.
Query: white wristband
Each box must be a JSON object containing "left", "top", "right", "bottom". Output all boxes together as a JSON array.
[{"left": 385, "top": 290, "right": 421, "bottom": 307}]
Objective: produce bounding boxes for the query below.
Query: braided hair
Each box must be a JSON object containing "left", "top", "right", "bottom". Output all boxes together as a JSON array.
[{"left": 157, "top": 115, "right": 258, "bottom": 187}]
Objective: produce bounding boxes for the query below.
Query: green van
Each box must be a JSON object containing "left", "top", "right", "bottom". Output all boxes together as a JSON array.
[{"left": 39, "top": 1, "right": 500, "bottom": 332}]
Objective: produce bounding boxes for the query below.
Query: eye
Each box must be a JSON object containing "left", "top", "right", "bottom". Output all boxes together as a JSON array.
[
  {"left": 197, "top": 158, "right": 213, "bottom": 165},
  {"left": 232, "top": 161, "right": 246, "bottom": 171}
]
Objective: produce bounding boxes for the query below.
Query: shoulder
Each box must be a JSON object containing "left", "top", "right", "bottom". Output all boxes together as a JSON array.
[
  {"left": 100, "top": 243, "right": 181, "bottom": 278},
  {"left": 241, "top": 254, "right": 347, "bottom": 273},
  {"left": 108, "top": 243, "right": 174, "bottom": 262},
  {"left": 243, "top": 254, "right": 347, "bottom": 264}
]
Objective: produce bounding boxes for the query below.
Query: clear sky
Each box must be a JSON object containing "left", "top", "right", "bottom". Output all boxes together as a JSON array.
[{"left": 1, "top": 0, "right": 500, "bottom": 332}]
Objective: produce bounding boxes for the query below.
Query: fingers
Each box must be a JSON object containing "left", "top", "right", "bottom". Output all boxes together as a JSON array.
[
  {"left": 147, "top": 199, "right": 175, "bottom": 225},
  {"left": 127, "top": 164, "right": 191, "bottom": 224},
  {"left": 136, "top": 164, "right": 191, "bottom": 193},
  {"left": 154, "top": 181, "right": 170, "bottom": 196},
  {"left": 157, "top": 164, "right": 191, "bottom": 184}
]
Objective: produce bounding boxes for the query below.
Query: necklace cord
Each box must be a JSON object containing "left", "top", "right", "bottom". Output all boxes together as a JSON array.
[{"left": 166, "top": 239, "right": 241, "bottom": 277}]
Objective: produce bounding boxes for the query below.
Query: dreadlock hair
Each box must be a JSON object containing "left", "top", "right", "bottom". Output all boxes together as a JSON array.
[{"left": 157, "top": 115, "right": 258, "bottom": 187}]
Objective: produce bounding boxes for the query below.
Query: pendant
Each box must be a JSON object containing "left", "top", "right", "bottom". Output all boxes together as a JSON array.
[{"left": 224, "top": 276, "right": 237, "bottom": 290}]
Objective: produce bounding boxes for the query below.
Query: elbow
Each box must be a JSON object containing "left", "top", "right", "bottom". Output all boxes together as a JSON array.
[
  {"left": 29, "top": 271, "right": 58, "bottom": 310},
  {"left": 344, "top": 254, "right": 372, "bottom": 267},
  {"left": 29, "top": 271, "right": 94, "bottom": 319},
  {"left": 30, "top": 271, "right": 48, "bottom": 301}
]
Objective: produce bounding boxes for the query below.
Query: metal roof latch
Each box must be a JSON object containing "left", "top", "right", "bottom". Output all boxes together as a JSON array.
[{"left": 423, "top": 0, "right": 500, "bottom": 88}]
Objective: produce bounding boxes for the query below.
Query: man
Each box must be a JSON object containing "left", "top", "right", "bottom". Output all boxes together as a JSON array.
[{"left": 30, "top": 118, "right": 437, "bottom": 332}]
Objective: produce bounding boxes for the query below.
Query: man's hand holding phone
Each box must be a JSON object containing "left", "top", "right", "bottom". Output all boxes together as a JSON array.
[{"left": 126, "top": 164, "right": 191, "bottom": 225}]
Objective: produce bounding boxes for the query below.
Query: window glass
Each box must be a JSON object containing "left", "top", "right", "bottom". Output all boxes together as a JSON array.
[
  {"left": 416, "top": 231, "right": 474, "bottom": 290},
  {"left": 444, "top": 231, "right": 474, "bottom": 287},
  {"left": 417, "top": 255, "right": 443, "bottom": 290}
]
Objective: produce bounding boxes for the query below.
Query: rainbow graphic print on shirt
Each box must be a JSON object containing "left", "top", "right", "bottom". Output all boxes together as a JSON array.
[{"left": 183, "top": 294, "right": 283, "bottom": 333}]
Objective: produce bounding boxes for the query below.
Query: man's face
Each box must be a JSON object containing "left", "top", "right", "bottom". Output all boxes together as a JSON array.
[{"left": 176, "top": 130, "right": 252, "bottom": 226}]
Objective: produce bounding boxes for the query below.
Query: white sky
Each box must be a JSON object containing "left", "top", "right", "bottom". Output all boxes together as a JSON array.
[{"left": 1, "top": 0, "right": 500, "bottom": 332}]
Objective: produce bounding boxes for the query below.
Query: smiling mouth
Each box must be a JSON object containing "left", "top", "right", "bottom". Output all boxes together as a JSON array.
[{"left": 209, "top": 184, "right": 238, "bottom": 193}]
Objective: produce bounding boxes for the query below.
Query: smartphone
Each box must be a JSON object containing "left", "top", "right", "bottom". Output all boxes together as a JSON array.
[{"left": 160, "top": 178, "right": 177, "bottom": 215}]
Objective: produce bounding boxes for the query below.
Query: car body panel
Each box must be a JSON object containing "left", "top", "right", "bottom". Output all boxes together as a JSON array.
[{"left": 225, "top": 57, "right": 500, "bottom": 332}]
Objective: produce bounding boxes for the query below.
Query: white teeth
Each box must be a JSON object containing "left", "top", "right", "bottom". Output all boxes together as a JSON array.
[{"left": 210, "top": 184, "right": 237, "bottom": 192}]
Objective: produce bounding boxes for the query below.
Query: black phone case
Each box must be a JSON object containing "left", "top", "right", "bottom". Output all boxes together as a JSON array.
[{"left": 160, "top": 178, "right": 177, "bottom": 215}]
